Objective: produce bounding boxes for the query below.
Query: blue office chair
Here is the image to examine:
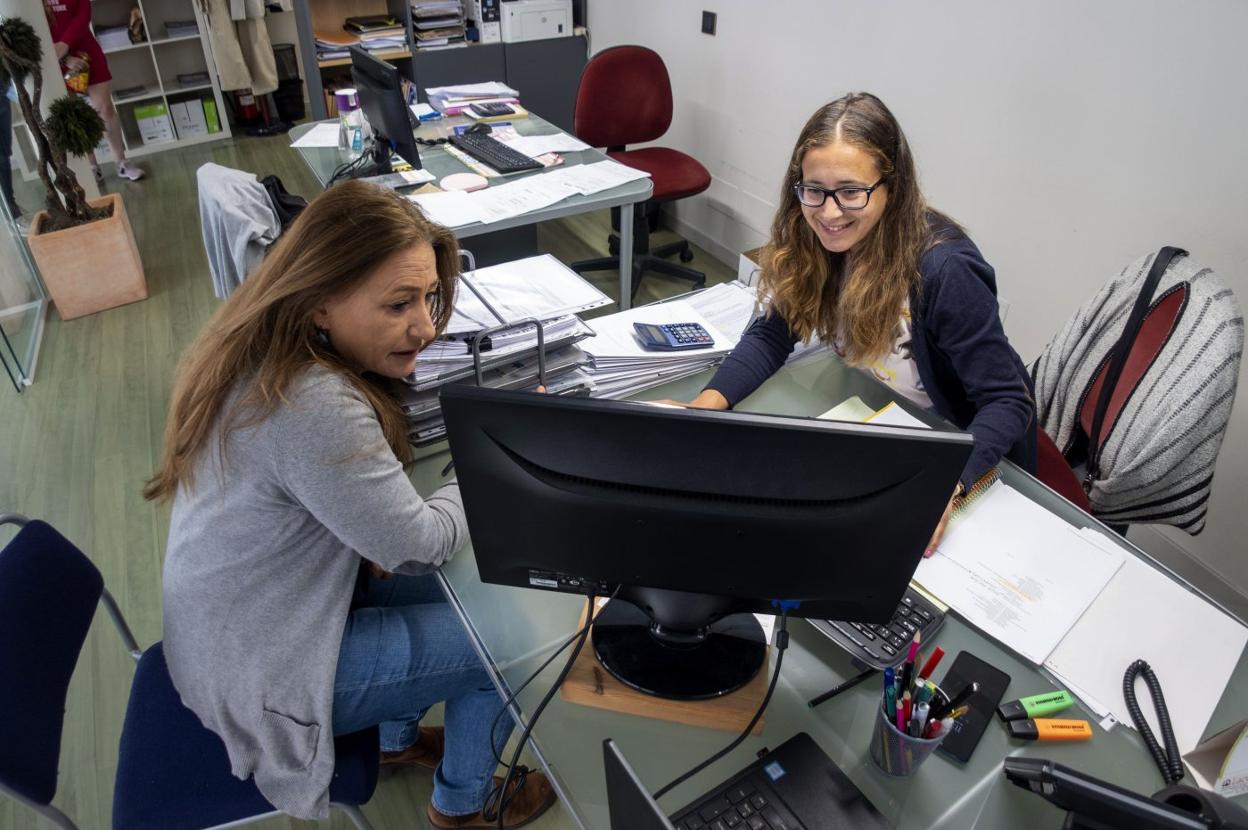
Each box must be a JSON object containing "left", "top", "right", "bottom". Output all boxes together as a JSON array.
[{"left": 0, "top": 514, "right": 380, "bottom": 830}]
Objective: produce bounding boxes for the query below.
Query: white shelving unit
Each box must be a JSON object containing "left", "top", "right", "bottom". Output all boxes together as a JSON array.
[{"left": 89, "top": 0, "right": 233, "bottom": 159}]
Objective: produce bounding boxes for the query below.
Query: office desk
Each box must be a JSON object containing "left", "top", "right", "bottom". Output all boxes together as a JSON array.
[
  {"left": 288, "top": 115, "right": 654, "bottom": 309},
  {"left": 409, "top": 352, "right": 1248, "bottom": 829}
]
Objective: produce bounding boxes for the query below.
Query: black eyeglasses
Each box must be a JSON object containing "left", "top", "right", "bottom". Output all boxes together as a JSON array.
[{"left": 792, "top": 178, "right": 886, "bottom": 211}]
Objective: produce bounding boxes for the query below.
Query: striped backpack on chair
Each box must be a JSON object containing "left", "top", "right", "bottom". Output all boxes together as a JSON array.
[{"left": 1032, "top": 247, "right": 1244, "bottom": 533}]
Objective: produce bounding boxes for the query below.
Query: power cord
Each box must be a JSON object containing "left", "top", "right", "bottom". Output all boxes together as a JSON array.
[
  {"left": 1123, "top": 659, "right": 1185, "bottom": 786},
  {"left": 653, "top": 612, "right": 790, "bottom": 800},
  {"left": 482, "top": 587, "right": 619, "bottom": 827}
]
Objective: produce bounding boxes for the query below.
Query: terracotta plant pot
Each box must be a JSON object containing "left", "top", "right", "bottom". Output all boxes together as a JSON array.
[{"left": 26, "top": 192, "right": 147, "bottom": 320}]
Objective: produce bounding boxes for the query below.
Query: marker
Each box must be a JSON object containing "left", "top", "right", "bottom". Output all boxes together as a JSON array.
[
  {"left": 915, "top": 681, "right": 934, "bottom": 706},
  {"left": 1007, "top": 718, "right": 1094, "bottom": 742},
  {"left": 896, "top": 702, "right": 907, "bottom": 732},
  {"left": 996, "top": 690, "right": 1075, "bottom": 722},
  {"left": 899, "top": 630, "right": 921, "bottom": 693},
  {"left": 917, "top": 647, "right": 946, "bottom": 683},
  {"left": 902, "top": 690, "right": 913, "bottom": 726},
  {"left": 916, "top": 702, "right": 930, "bottom": 737}
]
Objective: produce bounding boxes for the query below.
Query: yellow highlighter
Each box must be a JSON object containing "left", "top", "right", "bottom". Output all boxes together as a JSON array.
[{"left": 1007, "top": 718, "right": 1094, "bottom": 742}]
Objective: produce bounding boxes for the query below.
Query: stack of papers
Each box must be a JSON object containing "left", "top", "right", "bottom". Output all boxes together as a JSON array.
[
  {"left": 426, "top": 81, "right": 519, "bottom": 114},
  {"left": 408, "top": 160, "right": 651, "bottom": 228},
  {"left": 97, "top": 26, "right": 133, "bottom": 51},
  {"left": 579, "top": 300, "right": 735, "bottom": 399},
  {"left": 412, "top": 0, "right": 466, "bottom": 48}
]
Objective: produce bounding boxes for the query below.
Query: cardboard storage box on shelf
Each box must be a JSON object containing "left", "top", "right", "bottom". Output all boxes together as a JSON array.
[
  {"left": 170, "top": 100, "right": 209, "bottom": 138},
  {"left": 134, "top": 102, "right": 175, "bottom": 145}
]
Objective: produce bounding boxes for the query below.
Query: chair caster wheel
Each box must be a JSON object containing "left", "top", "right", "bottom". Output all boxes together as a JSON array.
[{"left": 679, "top": 248, "right": 695, "bottom": 263}]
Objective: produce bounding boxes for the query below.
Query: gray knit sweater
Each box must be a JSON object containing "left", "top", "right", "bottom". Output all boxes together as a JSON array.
[{"left": 162, "top": 365, "right": 467, "bottom": 819}]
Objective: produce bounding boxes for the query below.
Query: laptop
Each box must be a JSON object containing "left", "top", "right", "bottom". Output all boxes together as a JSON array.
[{"left": 604, "top": 732, "right": 891, "bottom": 830}]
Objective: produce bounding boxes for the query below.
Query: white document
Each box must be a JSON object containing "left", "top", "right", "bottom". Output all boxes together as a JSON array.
[
  {"left": 466, "top": 254, "right": 613, "bottom": 323},
  {"left": 1043, "top": 554, "right": 1248, "bottom": 754},
  {"left": 445, "top": 281, "right": 499, "bottom": 335},
  {"left": 410, "top": 102, "right": 437, "bottom": 120},
  {"left": 468, "top": 175, "right": 581, "bottom": 224},
  {"left": 819, "top": 396, "right": 877, "bottom": 423},
  {"left": 684, "top": 281, "right": 761, "bottom": 341},
  {"left": 502, "top": 133, "right": 593, "bottom": 158},
  {"left": 865, "top": 401, "right": 930, "bottom": 429},
  {"left": 290, "top": 123, "right": 341, "bottom": 148},
  {"left": 551, "top": 160, "right": 652, "bottom": 195},
  {"left": 913, "top": 483, "right": 1126, "bottom": 665},
  {"left": 408, "top": 191, "right": 483, "bottom": 228}
]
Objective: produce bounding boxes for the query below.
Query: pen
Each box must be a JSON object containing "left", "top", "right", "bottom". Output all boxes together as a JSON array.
[
  {"left": 807, "top": 667, "right": 876, "bottom": 708},
  {"left": 896, "top": 702, "right": 907, "bottom": 732},
  {"left": 917, "top": 646, "right": 946, "bottom": 682},
  {"left": 930, "top": 681, "right": 978, "bottom": 722},
  {"left": 883, "top": 667, "right": 896, "bottom": 716},
  {"left": 916, "top": 702, "right": 930, "bottom": 737}
]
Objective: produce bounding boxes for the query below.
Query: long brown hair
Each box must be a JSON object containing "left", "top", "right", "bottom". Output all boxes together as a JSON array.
[
  {"left": 144, "top": 181, "right": 459, "bottom": 502},
  {"left": 760, "top": 92, "right": 955, "bottom": 363}
]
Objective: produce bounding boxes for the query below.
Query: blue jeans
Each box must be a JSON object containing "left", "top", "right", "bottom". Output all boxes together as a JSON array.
[{"left": 332, "top": 572, "right": 513, "bottom": 816}]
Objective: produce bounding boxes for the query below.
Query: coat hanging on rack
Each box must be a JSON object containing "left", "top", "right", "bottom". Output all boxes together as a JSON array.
[{"left": 201, "top": 0, "right": 279, "bottom": 95}]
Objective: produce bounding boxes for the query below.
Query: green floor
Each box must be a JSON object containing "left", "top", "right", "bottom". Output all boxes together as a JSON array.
[{"left": 0, "top": 132, "right": 735, "bottom": 829}]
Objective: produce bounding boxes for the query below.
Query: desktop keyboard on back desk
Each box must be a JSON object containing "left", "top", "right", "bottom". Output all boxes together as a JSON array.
[
  {"left": 448, "top": 133, "right": 543, "bottom": 174},
  {"left": 809, "top": 584, "right": 945, "bottom": 671}
]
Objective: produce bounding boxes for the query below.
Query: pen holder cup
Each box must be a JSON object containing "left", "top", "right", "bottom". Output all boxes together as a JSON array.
[{"left": 868, "top": 688, "right": 947, "bottom": 777}]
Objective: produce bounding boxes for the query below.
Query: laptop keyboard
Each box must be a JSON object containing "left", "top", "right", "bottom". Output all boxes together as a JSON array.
[
  {"left": 673, "top": 773, "right": 800, "bottom": 830},
  {"left": 813, "top": 584, "right": 945, "bottom": 670}
]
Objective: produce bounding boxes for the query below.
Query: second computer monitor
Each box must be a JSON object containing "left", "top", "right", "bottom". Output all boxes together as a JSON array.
[{"left": 349, "top": 46, "right": 421, "bottom": 172}]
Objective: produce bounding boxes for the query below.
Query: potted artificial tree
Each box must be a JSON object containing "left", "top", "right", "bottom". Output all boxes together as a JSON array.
[{"left": 0, "top": 17, "right": 146, "bottom": 320}]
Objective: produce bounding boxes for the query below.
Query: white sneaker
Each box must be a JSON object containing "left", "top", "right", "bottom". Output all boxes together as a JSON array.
[{"left": 117, "top": 161, "right": 146, "bottom": 181}]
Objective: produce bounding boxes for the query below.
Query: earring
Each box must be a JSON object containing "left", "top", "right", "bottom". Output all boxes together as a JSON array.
[{"left": 315, "top": 326, "right": 331, "bottom": 345}]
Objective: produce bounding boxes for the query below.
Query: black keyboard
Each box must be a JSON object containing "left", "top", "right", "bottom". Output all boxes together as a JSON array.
[
  {"left": 672, "top": 772, "right": 800, "bottom": 830},
  {"left": 809, "top": 584, "right": 945, "bottom": 671},
  {"left": 448, "top": 133, "right": 543, "bottom": 174}
]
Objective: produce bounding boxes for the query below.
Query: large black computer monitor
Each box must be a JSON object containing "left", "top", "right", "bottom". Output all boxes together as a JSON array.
[
  {"left": 440, "top": 386, "right": 972, "bottom": 700},
  {"left": 348, "top": 46, "right": 421, "bottom": 174},
  {"left": 1003, "top": 758, "right": 1248, "bottom": 829}
]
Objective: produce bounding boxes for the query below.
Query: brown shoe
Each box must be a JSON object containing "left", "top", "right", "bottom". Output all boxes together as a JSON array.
[
  {"left": 425, "top": 771, "right": 556, "bottom": 829},
  {"left": 379, "top": 726, "right": 445, "bottom": 770}
]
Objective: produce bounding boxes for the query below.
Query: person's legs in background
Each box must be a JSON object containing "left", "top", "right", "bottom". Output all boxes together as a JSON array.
[
  {"left": 333, "top": 572, "right": 556, "bottom": 827},
  {"left": 0, "top": 91, "right": 19, "bottom": 220},
  {"left": 86, "top": 81, "right": 144, "bottom": 181}
]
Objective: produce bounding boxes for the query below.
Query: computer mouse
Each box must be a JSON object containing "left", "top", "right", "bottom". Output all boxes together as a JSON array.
[{"left": 466, "top": 122, "right": 492, "bottom": 135}]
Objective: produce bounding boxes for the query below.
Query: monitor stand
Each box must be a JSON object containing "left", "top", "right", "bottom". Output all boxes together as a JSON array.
[
  {"left": 350, "top": 137, "right": 394, "bottom": 180},
  {"left": 591, "top": 596, "right": 767, "bottom": 701}
]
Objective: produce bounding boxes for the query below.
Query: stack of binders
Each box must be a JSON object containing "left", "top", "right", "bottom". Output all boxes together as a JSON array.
[{"left": 398, "top": 254, "right": 611, "bottom": 445}]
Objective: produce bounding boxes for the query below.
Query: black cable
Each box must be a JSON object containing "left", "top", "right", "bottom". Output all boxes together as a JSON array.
[
  {"left": 486, "top": 585, "right": 621, "bottom": 767},
  {"left": 478, "top": 587, "right": 619, "bottom": 826},
  {"left": 1123, "top": 659, "right": 1185, "bottom": 786},
  {"left": 486, "top": 594, "right": 598, "bottom": 829},
  {"left": 653, "top": 613, "right": 790, "bottom": 800}
]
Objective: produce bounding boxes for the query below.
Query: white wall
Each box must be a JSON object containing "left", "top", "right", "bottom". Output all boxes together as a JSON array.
[{"left": 588, "top": 0, "right": 1248, "bottom": 593}]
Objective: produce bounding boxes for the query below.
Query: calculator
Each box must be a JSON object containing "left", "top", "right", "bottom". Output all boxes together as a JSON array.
[
  {"left": 468, "top": 102, "right": 516, "bottom": 118},
  {"left": 633, "top": 321, "right": 715, "bottom": 351}
]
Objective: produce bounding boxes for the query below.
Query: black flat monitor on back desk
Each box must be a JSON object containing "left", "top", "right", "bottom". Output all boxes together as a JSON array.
[
  {"left": 441, "top": 386, "right": 972, "bottom": 700},
  {"left": 348, "top": 46, "right": 422, "bottom": 176}
]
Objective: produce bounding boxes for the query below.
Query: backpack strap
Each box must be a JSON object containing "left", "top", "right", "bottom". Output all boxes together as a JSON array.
[{"left": 1084, "top": 246, "right": 1187, "bottom": 492}]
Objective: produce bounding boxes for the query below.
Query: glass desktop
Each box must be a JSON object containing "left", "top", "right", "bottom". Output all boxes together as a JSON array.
[{"left": 409, "top": 350, "right": 1248, "bottom": 830}]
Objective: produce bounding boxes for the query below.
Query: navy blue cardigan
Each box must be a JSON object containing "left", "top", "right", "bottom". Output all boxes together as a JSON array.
[{"left": 706, "top": 235, "right": 1037, "bottom": 489}]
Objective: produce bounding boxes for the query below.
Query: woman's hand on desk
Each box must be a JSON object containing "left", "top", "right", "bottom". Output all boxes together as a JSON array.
[{"left": 924, "top": 482, "right": 965, "bottom": 558}]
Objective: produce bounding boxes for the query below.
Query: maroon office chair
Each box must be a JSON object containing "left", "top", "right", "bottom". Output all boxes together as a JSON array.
[{"left": 570, "top": 46, "right": 712, "bottom": 299}]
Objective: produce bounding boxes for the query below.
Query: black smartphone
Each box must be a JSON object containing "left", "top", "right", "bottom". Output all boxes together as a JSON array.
[{"left": 935, "top": 651, "right": 1011, "bottom": 764}]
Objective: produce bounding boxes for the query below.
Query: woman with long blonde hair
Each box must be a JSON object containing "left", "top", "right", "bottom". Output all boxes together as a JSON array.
[
  {"left": 147, "top": 182, "right": 555, "bottom": 828},
  {"left": 688, "top": 93, "right": 1036, "bottom": 551}
]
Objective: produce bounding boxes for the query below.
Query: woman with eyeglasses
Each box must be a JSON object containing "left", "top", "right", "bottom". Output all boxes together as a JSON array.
[{"left": 684, "top": 92, "right": 1036, "bottom": 553}]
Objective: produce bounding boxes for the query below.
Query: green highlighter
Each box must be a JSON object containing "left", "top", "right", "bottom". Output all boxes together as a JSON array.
[{"left": 996, "top": 690, "right": 1074, "bottom": 722}]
